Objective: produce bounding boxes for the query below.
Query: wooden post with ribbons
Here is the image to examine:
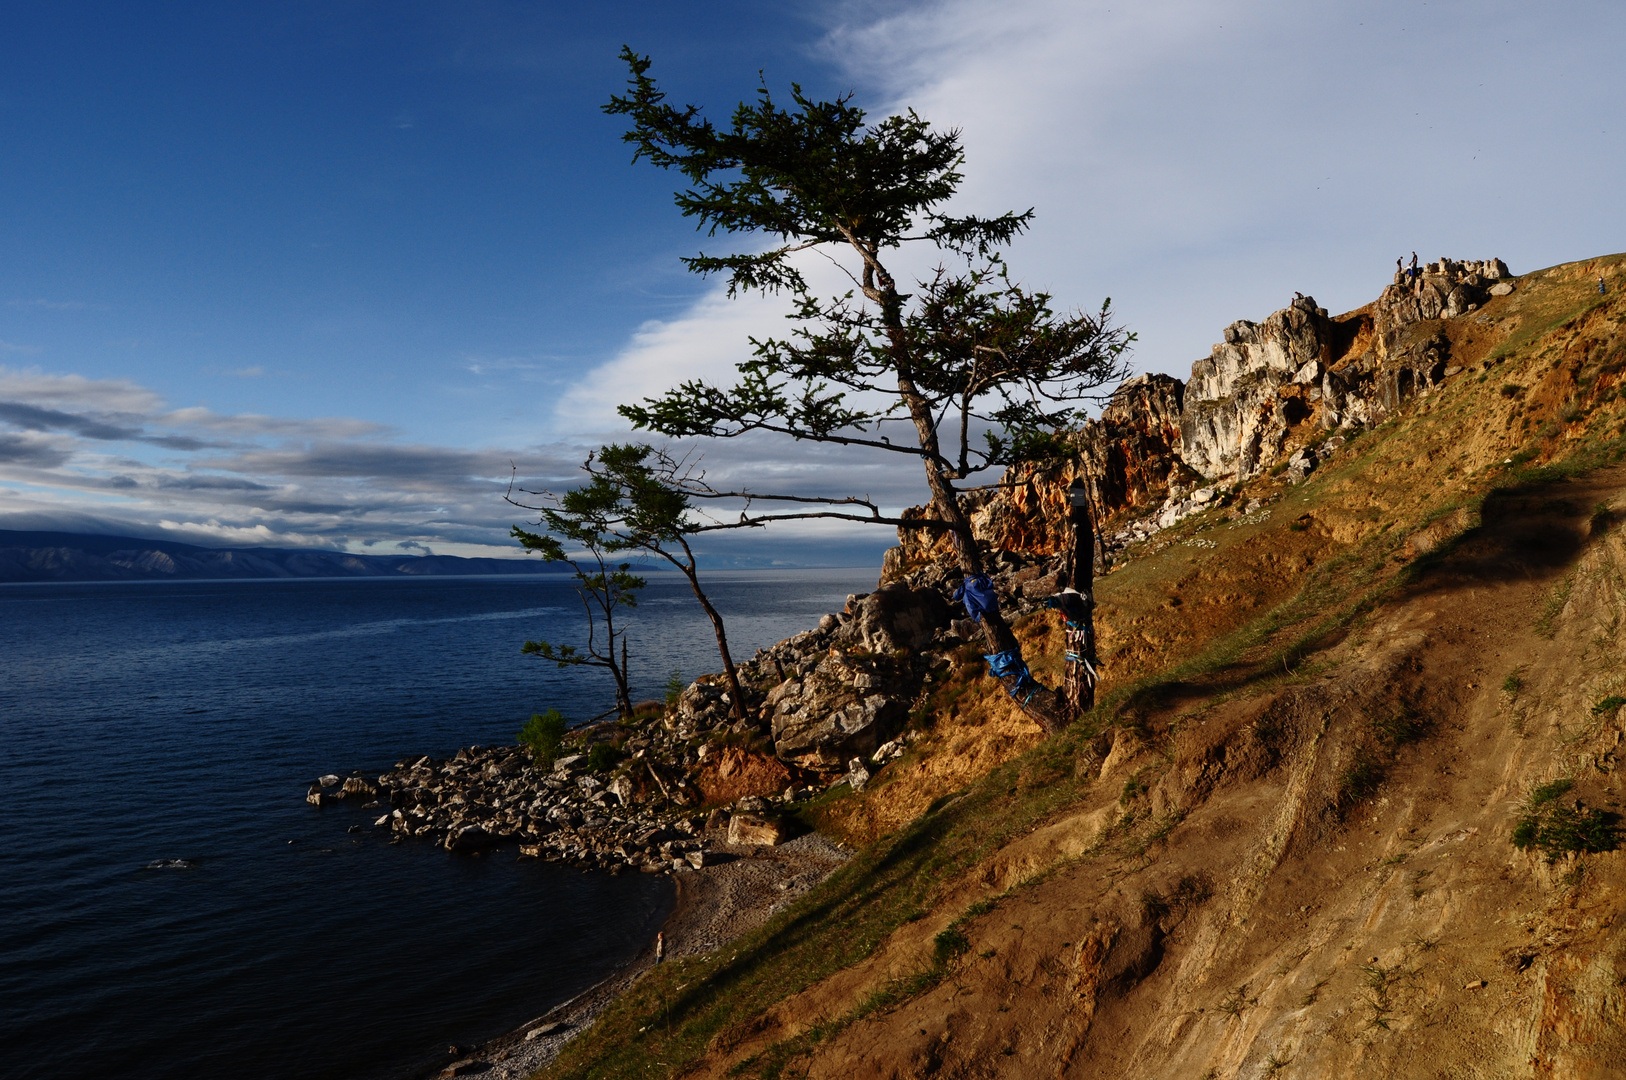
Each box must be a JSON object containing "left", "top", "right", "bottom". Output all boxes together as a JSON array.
[{"left": 1062, "top": 477, "right": 1099, "bottom": 716}]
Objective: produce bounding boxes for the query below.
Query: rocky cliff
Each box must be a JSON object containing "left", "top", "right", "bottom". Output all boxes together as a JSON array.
[{"left": 886, "top": 258, "right": 1518, "bottom": 574}]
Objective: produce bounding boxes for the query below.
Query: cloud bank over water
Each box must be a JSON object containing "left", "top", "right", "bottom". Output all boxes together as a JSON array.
[
  {"left": 0, "top": 363, "right": 908, "bottom": 564},
  {"left": 0, "top": 364, "right": 582, "bottom": 556}
]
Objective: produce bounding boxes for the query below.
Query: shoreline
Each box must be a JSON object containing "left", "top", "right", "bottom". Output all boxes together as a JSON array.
[{"left": 407, "top": 830, "right": 849, "bottom": 1080}]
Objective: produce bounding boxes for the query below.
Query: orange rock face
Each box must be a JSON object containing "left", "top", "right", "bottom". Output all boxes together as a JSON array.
[{"left": 694, "top": 746, "right": 793, "bottom": 807}]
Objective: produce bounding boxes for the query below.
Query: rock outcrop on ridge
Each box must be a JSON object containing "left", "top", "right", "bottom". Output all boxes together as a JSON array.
[{"left": 885, "top": 259, "right": 1516, "bottom": 574}]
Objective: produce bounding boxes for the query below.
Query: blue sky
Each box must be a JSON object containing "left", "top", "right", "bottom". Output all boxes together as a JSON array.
[{"left": 3, "top": 1, "right": 1624, "bottom": 563}]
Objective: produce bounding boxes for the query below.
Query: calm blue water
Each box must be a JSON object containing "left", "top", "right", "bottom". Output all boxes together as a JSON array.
[{"left": 0, "top": 568, "right": 875, "bottom": 1080}]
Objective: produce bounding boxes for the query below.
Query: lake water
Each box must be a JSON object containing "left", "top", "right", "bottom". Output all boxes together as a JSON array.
[{"left": 0, "top": 568, "right": 876, "bottom": 1080}]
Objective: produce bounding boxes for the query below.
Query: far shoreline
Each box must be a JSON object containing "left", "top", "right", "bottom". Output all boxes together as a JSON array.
[{"left": 0, "top": 564, "right": 882, "bottom": 588}]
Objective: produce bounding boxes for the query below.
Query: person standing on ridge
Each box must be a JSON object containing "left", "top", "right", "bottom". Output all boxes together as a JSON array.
[{"left": 1599, "top": 275, "right": 1607, "bottom": 295}]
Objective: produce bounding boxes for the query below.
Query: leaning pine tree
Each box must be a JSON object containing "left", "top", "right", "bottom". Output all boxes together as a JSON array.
[{"left": 606, "top": 50, "right": 1133, "bottom": 731}]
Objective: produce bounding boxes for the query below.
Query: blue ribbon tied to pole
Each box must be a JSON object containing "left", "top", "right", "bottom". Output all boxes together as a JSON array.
[
  {"left": 983, "top": 648, "right": 1039, "bottom": 705},
  {"left": 953, "top": 573, "right": 1000, "bottom": 623}
]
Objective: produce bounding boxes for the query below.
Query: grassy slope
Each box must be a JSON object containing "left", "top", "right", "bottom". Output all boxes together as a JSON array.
[{"left": 536, "top": 255, "right": 1626, "bottom": 1079}]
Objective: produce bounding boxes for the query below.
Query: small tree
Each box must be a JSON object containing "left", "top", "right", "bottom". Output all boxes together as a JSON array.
[
  {"left": 604, "top": 50, "right": 1133, "bottom": 730},
  {"left": 511, "top": 443, "right": 750, "bottom": 723},
  {"left": 511, "top": 483, "right": 644, "bottom": 720}
]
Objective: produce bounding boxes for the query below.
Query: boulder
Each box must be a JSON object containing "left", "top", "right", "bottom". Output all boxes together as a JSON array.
[
  {"left": 694, "top": 747, "right": 792, "bottom": 806},
  {"left": 341, "top": 776, "right": 377, "bottom": 798},
  {"left": 833, "top": 584, "right": 953, "bottom": 654},
  {"left": 1284, "top": 447, "right": 1318, "bottom": 483},
  {"left": 675, "top": 680, "right": 727, "bottom": 723},
  {"left": 318, "top": 774, "right": 341, "bottom": 788},
  {"left": 772, "top": 689, "right": 907, "bottom": 764},
  {"left": 444, "top": 825, "right": 496, "bottom": 852},
  {"left": 727, "top": 813, "right": 787, "bottom": 846},
  {"left": 846, "top": 757, "right": 873, "bottom": 792},
  {"left": 1489, "top": 281, "right": 1515, "bottom": 297}
]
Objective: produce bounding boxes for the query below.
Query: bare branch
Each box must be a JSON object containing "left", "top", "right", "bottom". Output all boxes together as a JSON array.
[{"left": 685, "top": 509, "right": 951, "bottom": 533}]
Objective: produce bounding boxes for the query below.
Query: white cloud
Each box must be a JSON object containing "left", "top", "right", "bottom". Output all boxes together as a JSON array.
[
  {"left": 561, "top": 0, "right": 1626, "bottom": 410},
  {"left": 160, "top": 406, "right": 388, "bottom": 440},
  {"left": 6, "top": 298, "right": 88, "bottom": 311},
  {"left": 155, "top": 519, "right": 343, "bottom": 549},
  {"left": 0, "top": 366, "right": 165, "bottom": 413},
  {"left": 553, "top": 285, "right": 786, "bottom": 434}
]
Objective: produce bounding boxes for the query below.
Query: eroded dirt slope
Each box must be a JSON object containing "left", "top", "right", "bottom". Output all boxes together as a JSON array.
[{"left": 697, "top": 471, "right": 1626, "bottom": 1080}]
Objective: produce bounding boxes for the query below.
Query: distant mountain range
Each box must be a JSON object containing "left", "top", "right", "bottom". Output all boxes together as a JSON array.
[{"left": 0, "top": 530, "right": 561, "bottom": 583}]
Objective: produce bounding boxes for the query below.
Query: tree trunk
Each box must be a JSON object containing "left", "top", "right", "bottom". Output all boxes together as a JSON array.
[
  {"left": 581, "top": 572, "right": 634, "bottom": 719},
  {"left": 611, "top": 635, "right": 633, "bottom": 719},
  {"left": 671, "top": 538, "right": 748, "bottom": 722},
  {"left": 1063, "top": 478, "right": 1098, "bottom": 716},
  {"left": 893, "top": 352, "right": 1070, "bottom": 733}
]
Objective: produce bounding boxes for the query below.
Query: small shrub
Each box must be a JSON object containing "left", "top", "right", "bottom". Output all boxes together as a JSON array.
[
  {"left": 1529, "top": 778, "right": 1574, "bottom": 805},
  {"left": 1120, "top": 774, "right": 1148, "bottom": 805},
  {"left": 1373, "top": 708, "right": 1427, "bottom": 748},
  {"left": 1218, "top": 983, "right": 1253, "bottom": 1018},
  {"left": 1338, "top": 747, "right": 1385, "bottom": 806},
  {"left": 586, "top": 742, "right": 625, "bottom": 773},
  {"left": 664, "top": 669, "right": 686, "bottom": 708},
  {"left": 1592, "top": 695, "right": 1626, "bottom": 717},
  {"left": 932, "top": 927, "right": 970, "bottom": 966},
  {"left": 517, "top": 708, "right": 568, "bottom": 768},
  {"left": 1502, "top": 671, "right": 1526, "bottom": 697},
  {"left": 1512, "top": 778, "right": 1620, "bottom": 861},
  {"left": 1593, "top": 502, "right": 1616, "bottom": 535},
  {"left": 1500, "top": 383, "right": 1522, "bottom": 398}
]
